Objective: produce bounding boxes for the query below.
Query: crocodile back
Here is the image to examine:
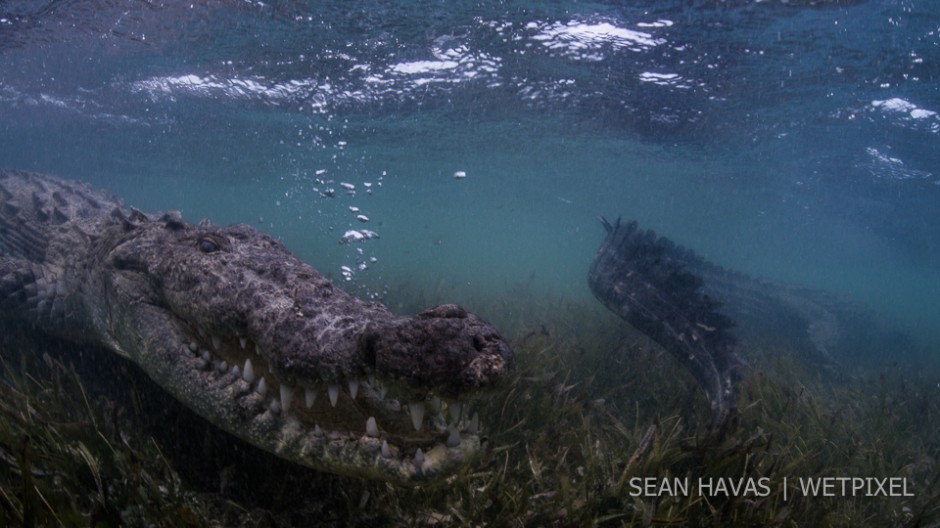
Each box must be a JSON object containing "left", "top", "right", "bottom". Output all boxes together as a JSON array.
[{"left": 0, "top": 170, "right": 120, "bottom": 263}]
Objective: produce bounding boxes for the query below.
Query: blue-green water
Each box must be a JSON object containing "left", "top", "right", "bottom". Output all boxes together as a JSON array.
[{"left": 1, "top": 0, "right": 939, "bottom": 352}]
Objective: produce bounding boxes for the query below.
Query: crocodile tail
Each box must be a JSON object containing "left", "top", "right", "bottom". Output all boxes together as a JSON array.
[
  {"left": 588, "top": 217, "right": 743, "bottom": 427},
  {"left": 0, "top": 256, "right": 39, "bottom": 316}
]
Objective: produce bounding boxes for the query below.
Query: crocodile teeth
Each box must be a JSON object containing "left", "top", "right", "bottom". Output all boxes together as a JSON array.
[
  {"left": 408, "top": 402, "right": 425, "bottom": 431},
  {"left": 381, "top": 440, "right": 392, "bottom": 458},
  {"left": 448, "top": 402, "right": 462, "bottom": 424},
  {"left": 211, "top": 335, "right": 220, "bottom": 350},
  {"left": 429, "top": 396, "right": 442, "bottom": 415},
  {"left": 313, "top": 424, "right": 323, "bottom": 437},
  {"left": 467, "top": 412, "right": 479, "bottom": 435},
  {"left": 232, "top": 365, "right": 241, "bottom": 378},
  {"left": 188, "top": 342, "right": 198, "bottom": 352},
  {"left": 413, "top": 448, "right": 425, "bottom": 468},
  {"left": 280, "top": 385, "right": 294, "bottom": 413},
  {"left": 239, "top": 337, "right": 247, "bottom": 349},
  {"left": 305, "top": 388, "right": 316, "bottom": 408},
  {"left": 256, "top": 377, "right": 267, "bottom": 396},
  {"left": 366, "top": 416, "right": 379, "bottom": 437},
  {"left": 200, "top": 350, "right": 210, "bottom": 362},
  {"left": 347, "top": 378, "right": 359, "bottom": 399},
  {"left": 217, "top": 360, "right": 228, "bottom": 373},
  {"left": 327, "top": 384, "right": 340, "bottom": 407},
  {"left": 446, "top": 426, "right": 461, "bottom": 448},
  {"left": 242, "top": 359, "right": 255, "bottom": 383}
]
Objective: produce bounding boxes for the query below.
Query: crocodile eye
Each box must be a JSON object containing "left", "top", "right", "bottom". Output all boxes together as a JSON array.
[{"left": 198, "top": 238, "right": 220, "bottom": 253}]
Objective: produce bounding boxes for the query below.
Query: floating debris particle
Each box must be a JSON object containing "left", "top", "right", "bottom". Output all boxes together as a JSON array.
[
  {"left": 453, "top": 171, "right": 467, "bottom": 179},
  {"left": 357, "top": 214, "right": 369, "bottom": 222},
  {"left": 349, "top": 206, "right": 360, "bottom": 213},
  {"left": 340, "top": 182, "right": 356, "bottom": 191}
]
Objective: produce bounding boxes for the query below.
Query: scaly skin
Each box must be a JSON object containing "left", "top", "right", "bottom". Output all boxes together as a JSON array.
[
  {"left": 589, "top": 217, "right": 743, "bottom": 427},
  {"left": 0, "top": 169, "right": 514, "bottom": 482},
  {"left": 588, "top": 216, "right": 900, "bottom": 427}
]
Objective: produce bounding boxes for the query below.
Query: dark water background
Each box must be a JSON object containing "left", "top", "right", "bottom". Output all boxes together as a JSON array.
[{"left": 1, "top": 0, "right": 938, "bottom": 355}]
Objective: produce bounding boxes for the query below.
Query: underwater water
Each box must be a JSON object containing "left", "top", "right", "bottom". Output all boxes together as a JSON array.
[
  {"left": 2, "top": 1, "right": 940, "bottom": 525},
  {"left": 2, "top": 0, "right": 938, "bottom": 349}
]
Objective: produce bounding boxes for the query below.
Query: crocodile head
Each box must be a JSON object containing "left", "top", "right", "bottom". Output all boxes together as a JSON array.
[{"left": 98, "top": 211, "right": 514, "bottom": 482}]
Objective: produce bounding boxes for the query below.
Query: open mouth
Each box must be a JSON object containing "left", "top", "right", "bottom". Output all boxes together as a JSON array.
[{"left": 171, "top": 322, "right": 484, "bottom": 478}]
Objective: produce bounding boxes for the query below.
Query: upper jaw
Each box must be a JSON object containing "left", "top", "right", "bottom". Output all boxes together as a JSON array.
[
  {"left": 366, "top": 304, "right": 516, "bottom": 398},
  {"left": 244, "top": 301, "right": 515, "bottom": 402}
]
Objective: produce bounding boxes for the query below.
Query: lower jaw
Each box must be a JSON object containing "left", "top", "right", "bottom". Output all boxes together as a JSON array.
[
  {"left": 156, "top": 341, "right": 485, "bottom": 482},
  {"left": 277, "top": 425, "right": 483, "bottom": 481}
]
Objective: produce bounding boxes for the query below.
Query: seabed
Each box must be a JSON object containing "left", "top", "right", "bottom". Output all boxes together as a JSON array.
[{"left": 1, "top": 282, "right": 938, "bottom": 527}]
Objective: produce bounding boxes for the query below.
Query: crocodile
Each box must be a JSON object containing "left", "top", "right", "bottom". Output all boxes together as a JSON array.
[
  {"left": 0, "top": 169, "right": 514, "bottom": 482},
  {"left": 589, "top": 217, "right": 743, "bottom": 426},
  {"left": 589, "top": 216, "right": 906, "bottom": 427}
]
